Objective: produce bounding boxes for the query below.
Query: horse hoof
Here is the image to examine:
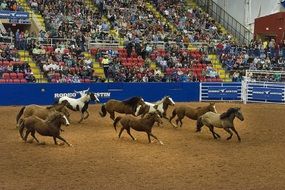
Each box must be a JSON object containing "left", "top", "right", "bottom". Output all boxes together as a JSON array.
[
  {"left": 59, "top": 142, "right": 65, "bottom": 146},
  {"left": 26, "top": 139, "right": 34, "bottom": 143},
  {"left": 68, "top": 144, "right": 73, "bottom": 147},
  {"left": 159, "top": 141, "right": 164, "bottom": 145},
  {"left": 133, "top": 138, "right": 137, "bottom": 141}
]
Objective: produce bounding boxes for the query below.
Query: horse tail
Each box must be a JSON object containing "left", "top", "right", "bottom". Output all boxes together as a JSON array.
[
  {"left": 196, "top": 117, "right": 204, "bottom": 132},
  {"left": 99, "top": 104, "right": 106, "bottom": 117},
  {"left": 18, "top": 119, "right": 26, "bottom": 140},
  {"left": 16, "top": 106, "right": 26, "bottom": 124},
  {"left": 113, "top": 116, "right": 122, "bottom": 132}
]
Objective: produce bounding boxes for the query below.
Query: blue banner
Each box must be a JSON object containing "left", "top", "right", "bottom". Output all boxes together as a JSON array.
[
  {"left": 0, "top": 10, "right": 29, "bottom": 19},
  {"left": 207, "top": 86, "right": 240, "bottom": 99},
  {"left": 252, "top": 87, "right": 284, "bottom": 102},
  {"left": 0, "top": 82, "right": 200, "bottom": 106}
]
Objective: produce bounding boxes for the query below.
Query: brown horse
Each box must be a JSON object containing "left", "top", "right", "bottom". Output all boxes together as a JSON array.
[
  {"left": 196, "top": 107, "right": 244, "bottom": 142},
  {"left": 16, "top": 100, "right": 70, "bottom": 128},
  {"left": 169, "top": 103, "right": 217, "bottom": 128},
  {"left": 19, "top": 111, "right": 71, "bottom": 146},
  {"left": 99, "top": 96, "right": 145, "bottom": 120},
  {"left": 113, "top": 112, "right": 164, "bottom": 144}
]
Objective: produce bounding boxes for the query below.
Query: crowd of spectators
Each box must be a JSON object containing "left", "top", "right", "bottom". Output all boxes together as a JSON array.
[
  {"left": 27, "top": 0, "right": 116, "bottom": 50},
  {"left": 2, "top": 0, "right": 285, "bottom": 83},
  {"left": 103, "top": 0, "right": 178, "bottom": 43},
  {"left": 0, "top": 0, "right": 23, "bottom": 11},
  {"left": 0, "top": 44, "right": 35, "bottom": 82},
  {"left": 216, "top": 38, "right": 285, "bottom": 82},
  {"left": 30, "top": 40, "right": 99, "bottom": 83},
  {"left": 150, "top": 0, "right": 231, "bottom": 45}
]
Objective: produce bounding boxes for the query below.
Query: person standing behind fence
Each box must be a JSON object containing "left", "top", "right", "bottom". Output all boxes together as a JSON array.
[
  {"left": 101, "top": 54, "right": 110, "bottom": 80},
  {"left": 279, "top": 39, "right": 285, "bottom": 58}
]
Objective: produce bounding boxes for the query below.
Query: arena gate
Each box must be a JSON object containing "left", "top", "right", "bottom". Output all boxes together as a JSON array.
[
  {"left": 200, "top": 81, "right": 285, "bottom": 104},
  {"left": 243, "top": 81, "right": 285, "bottom": 104}
]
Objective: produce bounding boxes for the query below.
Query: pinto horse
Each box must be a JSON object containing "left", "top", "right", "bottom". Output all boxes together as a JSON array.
[
  {"left": 113, "top": 112, "right": 164, "bottom": 144},
  {"left": 19, "top": 111, "right": 71, "bottom": 146},
  {"left": 135, "top": 96, "right": 175, "bottom": 118},
  {"left": 169, "top": 103, "right": 217, "bottom": 128},
  {"left": 196, "top": 107, "right": 244, "bottom": 142},
  {"left": 16, "top": 101, "right": 70, "bottom": 128},
  {"left": 99, "top": 96, "right": 145, "bottom": 121},
  {"left": 57, "top": 91, "right": 100, "bottom": 123}
]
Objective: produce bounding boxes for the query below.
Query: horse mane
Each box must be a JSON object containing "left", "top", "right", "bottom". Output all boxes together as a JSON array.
[
  {"left": 220, "top": 108, "right": 239, "bottom": 119},
  {"left": 122, "top": 96, "right": 142, "bottom": 106}
]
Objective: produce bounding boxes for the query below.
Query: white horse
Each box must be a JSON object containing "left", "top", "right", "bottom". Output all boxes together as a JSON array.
[
  {"left": 57, "top": 90, "right": 100, "bottom": 123},
  {"left": 135, "top": 96, "right": 175, "bottom": 122}
]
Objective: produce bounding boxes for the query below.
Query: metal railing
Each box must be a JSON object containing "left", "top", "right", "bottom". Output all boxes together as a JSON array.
[{"left": 194, "top": 0, "right": 253, "bottom": 45}]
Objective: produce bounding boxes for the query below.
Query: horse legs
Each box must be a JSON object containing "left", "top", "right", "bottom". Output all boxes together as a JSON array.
[
  {"left": 223, "top": 128, "right": 233, "bottom": 140},
  {"left": 177, "top": 117, "right": 184, "bottom": 127},
  {"left": 78, "top": 112, "right": 84, "bottom": 123},
  {"left": 208, "top": 125, "right": 220, "bottom": 139},
  {"left": 56, "top": 135, "right": 71, "bottom": 146},
  {"left": 83, "top": 110, "right": 89, "bottom": 119},
  {"left": 148, "top": 132, "right": 163, "bottom": 145},
  {"left": 118, "top": 127, "right": 125, "bottom": 138},
  {"left": 231, "top": 127, "right": 241, "bottom": 142},
  {"left": 30, "top": 130, "right": 40, "bottom": 143},
  {"left": 110, "top": 111, "right": 115, "bottom": 121},
  {"left": 24, "top": 129, "right": 31, "bottom": 142},
  {"left": 126, "top": 128, "right": 136, "bottom": 141},
  {"left": 53, "top": 136, "right": 58, "bottom": 145}
]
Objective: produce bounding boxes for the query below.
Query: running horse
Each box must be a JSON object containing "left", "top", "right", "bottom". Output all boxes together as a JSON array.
[
  {"left": 99, "top": 96, "right": 145, "bottom": 120},
  {"left": 19, "top": 111, "right": 71, "bottom": 146},
  {"left": 57, "top": 91, "right": 100, "bottom": 123},
  {"left": 16, "top": 101, "right": 70, "bottom": 128},
  {"left": 169, "top": 103, "right": 217, "bottom": 128},
  {"left": 135, "top": 96, "right": 175, "bottom": 119},
  {"left": 196, "top": 107, "right": 244, "bottom": 142},
  {"left": 113, "top": 112, "right": 164, "bottom": 144}
]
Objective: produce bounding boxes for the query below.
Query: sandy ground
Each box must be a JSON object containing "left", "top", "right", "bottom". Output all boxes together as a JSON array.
[{"left": 0, "top": 102, "right": 285, "bottom": 190}]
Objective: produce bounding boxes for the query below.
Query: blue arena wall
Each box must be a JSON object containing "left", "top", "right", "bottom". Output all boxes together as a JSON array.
[
  {"left": 0, "top": 82, "right": 200, "bottom": 106},
  {"left": 2, "top": 82, "right": 284, "bottom": 106}
]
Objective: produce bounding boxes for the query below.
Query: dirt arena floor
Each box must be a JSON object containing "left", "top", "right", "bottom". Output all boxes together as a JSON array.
[{"left": 0, "top": 102, "right": 285, "bottom": 190}]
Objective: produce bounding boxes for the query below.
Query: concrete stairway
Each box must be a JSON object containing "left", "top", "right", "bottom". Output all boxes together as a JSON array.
[
  {"left": 83, "top": 52, "right": 105, "bottom": 80},
  {"left": 85, "top": 0, "right": 121, "bottom": 45},
  {"left": 18, "top": 50, "right": 47, "bottom": 82},
  {"left": 209, "top": 54, "right": 231, "bottom": 82},
  {"left": 145, "top": 2, "right": 178, "bottom": 34}
]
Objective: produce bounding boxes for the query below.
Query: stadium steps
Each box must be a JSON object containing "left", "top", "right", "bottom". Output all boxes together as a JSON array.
[
  {"left": 85, "top": 0, "right": 120, "bottom": 43},
  {"left": 18, "top": 50, "right": 47, "bottom": 83},
  {"left": 93, "top": 60, "right": 105, "bottom": 79},
  {"left": 209, "top": 54, "right": 231, "bottom": 82},
  {"left": 150, "top": 62, "right": 156, "bottom": 70},
  {"left": 145, "top": 2, "right": 178, "bottom": 34},
  {"left": 83, "top": 52, "right": 106, "bottom": 80},
  {"left": 185, "top": 0, "right": 198, "bottom": 8},
  {"left": 17, "top": 0, "right": 46, "bottom": 31}
]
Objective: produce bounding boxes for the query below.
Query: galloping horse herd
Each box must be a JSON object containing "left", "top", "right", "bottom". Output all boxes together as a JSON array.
[{"left": 15, "top": 89, "right": 245, "bottom": 146}]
